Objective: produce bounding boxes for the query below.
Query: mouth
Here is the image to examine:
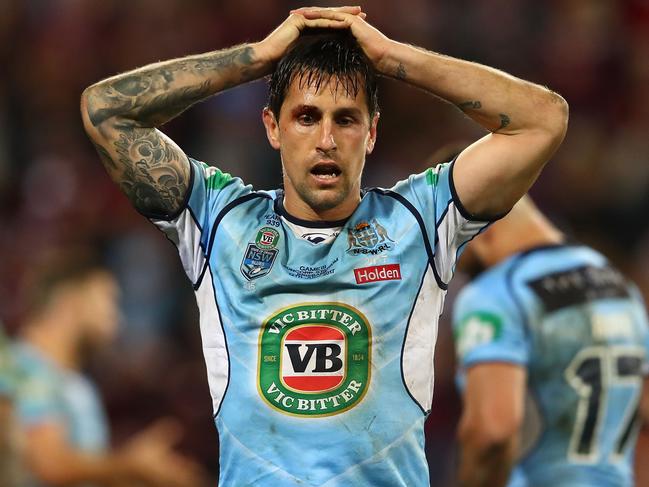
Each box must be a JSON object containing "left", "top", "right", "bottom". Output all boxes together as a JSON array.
[{"left": 310, "top": 161, "right": 342, "bottom": 184}]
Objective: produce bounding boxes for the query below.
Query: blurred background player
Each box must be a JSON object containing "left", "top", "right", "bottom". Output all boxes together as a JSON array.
[
  {"left": 11, "top": 252, "right": 206, "bottom": 487},
  {"left": 0, "top": 322, "right": 24, "bottom": 487},
  {"left": 452, "top": 196, "right": 649, "bottom": 487}
]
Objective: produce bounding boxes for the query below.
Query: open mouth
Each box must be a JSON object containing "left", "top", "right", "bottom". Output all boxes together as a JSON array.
[{"left": 310, "top": 161, "right": 342, "bottom": 181}]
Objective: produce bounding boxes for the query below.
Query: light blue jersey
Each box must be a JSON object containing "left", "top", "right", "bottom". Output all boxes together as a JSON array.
[
  {"left": 453, "top": 244, "right": 649, "bottom": 487},
  {"left": 152, "top": 158, "right": 489, "bottom": 486},
  {"left": 12, "top": 342, "right": 109, "bottom": 487},
  {"left": 0, "top": 328, "right": 23, "bottom": 487},
  {"left": 0, "top": 327, "right": 16, "bottom": 398}
]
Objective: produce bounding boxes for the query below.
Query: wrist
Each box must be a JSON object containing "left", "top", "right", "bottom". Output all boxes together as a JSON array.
[
  {"left": 251, "top": 41, "right": 281, "bottom": 72},
  {"left": 109, "top": 450, "right": 141, "bottom": 481},
  {"left": 372, "top": 39, "right": 404, "bottom": 77}
]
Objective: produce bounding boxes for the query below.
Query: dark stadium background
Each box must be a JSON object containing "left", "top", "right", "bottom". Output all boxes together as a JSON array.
[{"left": 1, "top": 0, "right": 648, "bottom": 484}]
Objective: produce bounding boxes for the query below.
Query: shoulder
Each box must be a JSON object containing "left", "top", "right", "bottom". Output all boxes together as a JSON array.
[
  {"left": 453, "top": 260, "right": 530, "bottom": 358},
  {"left": 387, "top": 163, "right": 452, "bottom": 197},
  {"left": 455, "top": 262, "right": 512, "bottom": 314}
]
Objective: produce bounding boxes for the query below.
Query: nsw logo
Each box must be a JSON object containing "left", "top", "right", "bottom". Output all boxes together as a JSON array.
[
  {"left": 258, "top": 303, "right": 371, "bottom": 417},
  {"left": 240, "top": 227, "right": 279, "bottom": 281},
  {"left": 346, "top": 218, "right": 394, "bottom": 256},
  {"left": 354, "top": 264, "right": 401, "bottom": 284}
]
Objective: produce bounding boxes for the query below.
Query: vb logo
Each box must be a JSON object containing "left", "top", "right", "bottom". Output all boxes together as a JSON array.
[
  {"left": 282, "top": 326, "right": 346, "bottom": 392},
  {"left": 258, "top": 303, "right": 371, "bottom": 417}
]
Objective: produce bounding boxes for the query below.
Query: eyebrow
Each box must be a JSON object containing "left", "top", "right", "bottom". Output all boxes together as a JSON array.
[
  {"left": 334, "top": 107, "right": 363, "bottom": 119},
  {"left": 291, "top": 105, "right": 364, "bottom": 119},
  {"left": 291, "top": 104, "right": 320, "bottom": 116}
]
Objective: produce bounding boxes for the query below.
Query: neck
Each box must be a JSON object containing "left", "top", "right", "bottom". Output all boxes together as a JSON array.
[
  {"left": 21, "top": 315, "right": 80, "bottom": 370},
  {"left": 488, "top": 220, "right": 564, "bottom": 267},
  {"left": 282, "top": 189, "right": 360, "bottom": 222}
]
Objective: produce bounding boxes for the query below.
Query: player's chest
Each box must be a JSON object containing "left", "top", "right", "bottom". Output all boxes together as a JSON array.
[{"left": 222, "top": 209, "right": 427, "bottom": 292}]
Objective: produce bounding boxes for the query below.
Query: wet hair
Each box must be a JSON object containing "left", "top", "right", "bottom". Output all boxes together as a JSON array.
[{"left": 267, "top": 29, "right": 379, "bottom": 119}]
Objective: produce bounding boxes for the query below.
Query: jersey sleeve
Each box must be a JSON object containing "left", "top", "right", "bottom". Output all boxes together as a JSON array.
[
  {"left": 150, "top": 158, "right": 251, "bottom": 286},
  {"left": 629, "top": 285, "right": 649, "bottom": 376},
  {"left": 392, "top": 160, "right": 494, "bottom": 287},
  {"left": 14, "top": 364, "right": 63, "bottom": 426},
  {"left": 0, "top": 339, "right": 15, "bottom": 398},
  {"left": 452, "top": 281, "right": 530, "bottom": 388}
]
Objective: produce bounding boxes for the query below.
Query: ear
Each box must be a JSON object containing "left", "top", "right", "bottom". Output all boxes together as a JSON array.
[
  {"left": 262, "top": 107, "right": 281, "bottom": 150},
  {"left": 366, "top": 112, "right": 380, "bottom": 155}
]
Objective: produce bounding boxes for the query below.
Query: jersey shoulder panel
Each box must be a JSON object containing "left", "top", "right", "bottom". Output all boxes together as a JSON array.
[
  {"left": 150, "top": 158, "right": 260, "bottom": 285},
  {"left": 453, "top": 259, "right": 530, "bottom": 372},
  {"left": 11, "top": 343, "right": 64, "bottom": 425},
  {"left": 0, "top": 331, "right": 17, "bottom": 397},
  {"left": 389, "top": 161, "right": 492, "bottom": 287}
]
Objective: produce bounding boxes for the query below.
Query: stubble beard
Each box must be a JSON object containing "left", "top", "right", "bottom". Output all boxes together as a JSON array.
[{"left": 294, "top": 179, "right": 349, "bottom": 213}]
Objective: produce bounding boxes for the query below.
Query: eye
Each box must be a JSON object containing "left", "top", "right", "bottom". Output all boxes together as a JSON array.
[
  {"left": 297, "top": 113, "right": 316, "bottom": 125},
  {"left": 336, "top": 115, "right": 357, "bottom": 127}
]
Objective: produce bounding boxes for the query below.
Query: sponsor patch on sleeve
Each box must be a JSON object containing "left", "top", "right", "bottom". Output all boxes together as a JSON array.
[{"left": 455, "top": 312, "right": 502, "bottom": 358}]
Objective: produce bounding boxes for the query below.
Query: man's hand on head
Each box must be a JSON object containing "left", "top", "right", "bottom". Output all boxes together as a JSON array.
[
  {"left": 256, "top": 6, "right": 394, "bottom": 71},
  {"left": 288, "top": 7, "right": 393, "bottom": 73}
]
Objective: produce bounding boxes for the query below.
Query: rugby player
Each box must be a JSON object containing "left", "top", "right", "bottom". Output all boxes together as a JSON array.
[
  {"left": 0, "top": 324, "right": 23, "bottom": 487},
  {"left": 453, "top": 197, "right": 649, "bottom": 486},
  {"left": 12, "top": 255, "right": 204, "bottom": 486},
  {"left": 81, "top": 6, "right": 568, "bottom": 485}
]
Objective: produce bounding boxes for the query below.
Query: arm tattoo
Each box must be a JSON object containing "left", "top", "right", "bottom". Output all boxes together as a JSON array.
[
  {"left": 497, "top": 113, "right": 511, "bottom": 131},
  {"left": 87, "top": 45, "right": 255, "bottom": 127},
  {"left": 91, "top": 142, "right": 117, "bottom": 171},
  {"left": 457, "top": 100, "right": 482, "bottom": 111},
  {"left": 113, "top": 126, "right": 188, "bottom": 216},
  {"left": 396, "top": 63, "right": 407, "bottom": 81},
  {"left": 84, "top": 45, "right": 256, "bottom": 216}
]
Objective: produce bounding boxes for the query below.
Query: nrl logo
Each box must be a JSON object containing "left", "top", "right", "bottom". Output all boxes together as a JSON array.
[
  {"left": 258, "top": 303, "right": 371, "bottom": 417},
  {"left": 346, "top": 219, "right": 394, "bottom": 255},
  {"left": 240, "top": 227, "right": 279, "bottom": 281}
]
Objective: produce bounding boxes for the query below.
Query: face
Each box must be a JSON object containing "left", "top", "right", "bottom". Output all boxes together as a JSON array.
[
  {"left": 75, "top": 271, "right": 121, "bottom": 350},
  {"left": 263, "top": 75, "right": 379, "bottom": 220}
]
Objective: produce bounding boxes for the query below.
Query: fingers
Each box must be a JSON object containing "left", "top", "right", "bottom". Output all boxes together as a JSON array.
[
  {"left": 292, "top": 7, "right": 366, "bottom": 23},
  {"left": 139, "top": 417, "right": 184, "bottom": 448},
  {"left": 164, "top": 456, "right": 210, "bottom": 487},
  {"left": 299, "top": 17, "right": 353, "bottom": 30},
  {"left": 291, "top": 6, "right": 363, "bottom": 15}
]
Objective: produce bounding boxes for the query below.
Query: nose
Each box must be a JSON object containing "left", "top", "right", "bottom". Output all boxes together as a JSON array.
[{"left": 316, "top": 119, "right": 337, "bottom": 152}]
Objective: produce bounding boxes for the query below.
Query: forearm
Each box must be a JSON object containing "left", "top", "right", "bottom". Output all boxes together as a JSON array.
[
  {"left": 83, "top": 43, "right": 270, "bottom": 129},
  {"left": 28, "top": 449, "right": 140, "bottom": 487},
  {"left": 80, "top": 43, "right": 274, "bottom": 217},
  {"left": 0, "top": 400, "right": 22, "bottom": 487},
  {"left": 29, "top": 450, "right": 149, "bottom": 487},
  {"left": 458, "top": 440, "right": 516, "bottom": 487},
  {"left": 377, "top": 40, "right": 567, "bottom": 135}
]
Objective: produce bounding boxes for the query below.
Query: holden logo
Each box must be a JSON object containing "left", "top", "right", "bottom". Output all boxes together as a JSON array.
[{"left": 258, "top": 303, "right": 371, "bottom": 417}]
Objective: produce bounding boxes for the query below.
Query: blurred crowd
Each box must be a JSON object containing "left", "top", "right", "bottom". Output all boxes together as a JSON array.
[{"left": 1, "top": 0, "right": 648, "bottom": 484}]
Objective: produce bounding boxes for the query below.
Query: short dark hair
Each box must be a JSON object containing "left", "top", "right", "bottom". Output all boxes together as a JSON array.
[
  {"left": 267, "top": 29, "right": 379, "bottom": 120},
  {"left": 24, "top": 250, "right": 108, "bottom": 315}
]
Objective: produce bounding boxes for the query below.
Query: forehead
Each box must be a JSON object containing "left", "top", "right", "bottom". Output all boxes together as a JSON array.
[{"left": 281, "top": 73, "right": 369, "bottom": 114}]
